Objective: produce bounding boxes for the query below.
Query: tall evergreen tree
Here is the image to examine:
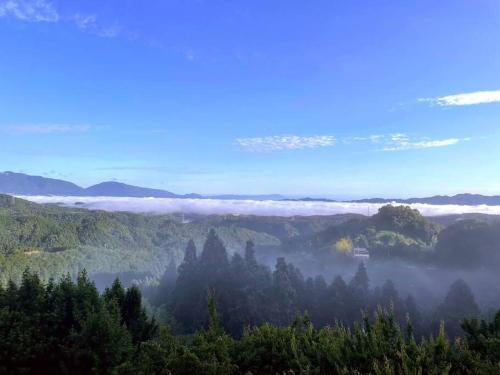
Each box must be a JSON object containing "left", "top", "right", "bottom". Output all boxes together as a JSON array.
[
  {"left": 272, "top": 257, "right": 297, "bottom": 326},
  {"left": 302, "top": 277, "right": 316, "bottom": 318},
  {"left": 440, "top": 279, "right": 480, "bottom": 320},
  {"left": 242, "top": 241, "right": 273, "bottom": 329},
  {"left": 347, "top": 262, "right": 370, "bottom": 322},
  {"left": 328, "top": 275, "right": 349, "bottom": 324},
  {"left": 244, "top": 240, "right": 257, "bottom": 268},
  {"left": 312, "top": 275, "right": 329, "bottom": 327},
  {"left": 159, "top": 259, "right": 178, "bottom": 291},
  {"left": 437, "top": 278, "right": 480, "bottom": 337},
  {"left": 152, "top": 259, "right": 178, "bottom": 305},
  {"left": 182, "top": 239, "right": 198, "bottom": 271},
  {"left": 70, "top": 302, "right": 133, "bottom": 374},
  {"left": 199, "top": 229, "right": 229, "bottom": 275},
  {"left": 349, "top": 262, "right": 369, "bottom": 295},
  {"left": 380, "top": 279, "right": 400, "bottom": 309},
  {"left": 172, "top": 240, "right": 203, "bottom": 331},
  {"left": 221, "top": 253, "right": 252, "bottom": 336},
  {"left": 122, "top": 285, "right": 158, "bottom": 343},
  {"left": 104, "top": 278, "right": 125, "bottom": 308},
  {"left": 74, "top": 270, "right": 101, "bottom": 324},
  {"left": 405, "top": 294, "right": 422, "bottom": 336}
]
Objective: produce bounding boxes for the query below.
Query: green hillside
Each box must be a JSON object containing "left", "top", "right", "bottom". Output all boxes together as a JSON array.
[
  {"left": 2, "top": 195, "right": 498, "bottom": 284},
  {"left": 0, "top": 195, "right": 362, "bottom": 283},
  {"left": 291, "top": 205, "right": 442, "bottom": 260},
  {"left": 0, "top": 195, "right": 282, "bottom": 283}
]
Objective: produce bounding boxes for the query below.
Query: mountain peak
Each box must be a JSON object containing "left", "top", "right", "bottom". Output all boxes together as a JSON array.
[
  {"left": 0, "top": 171, "right": 84, "bottom": 196},
  {"left": 85, "top": 181, "right": 179, "bottom": 198}
]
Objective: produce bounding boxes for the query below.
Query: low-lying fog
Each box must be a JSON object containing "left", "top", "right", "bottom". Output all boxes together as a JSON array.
[{"left": 16, "top": 195, "right": 500, "bottom": 216}]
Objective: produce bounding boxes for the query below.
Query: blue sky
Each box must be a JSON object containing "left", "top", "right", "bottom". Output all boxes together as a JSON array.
[{"left": 0, "top": 0, "right": 499, "bottom": 198}]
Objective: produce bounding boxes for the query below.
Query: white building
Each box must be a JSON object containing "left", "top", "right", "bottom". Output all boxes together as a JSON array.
[{"left": 353, "top": 247, "right": 370, "bottom": 259}]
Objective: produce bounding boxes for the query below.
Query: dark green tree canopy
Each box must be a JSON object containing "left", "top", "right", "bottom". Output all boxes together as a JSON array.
[
  {"left": 371, "top": 204, "right": 440, "bottom": 244},
  {"left": 200, "top": 229, "right": 229, "bottom": 272},
  {"left": 436, "top": 220, "right": 500, "bottom": 268},
  {"left": 439, "top": 278, "right": 480, "bottom": 321}
]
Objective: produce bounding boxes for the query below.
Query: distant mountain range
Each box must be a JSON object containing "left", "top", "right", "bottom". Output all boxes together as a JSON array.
[
  {"left": 0, "top": 171, "right": 283, "bottom": 200},
  {"left": 350, "top": 195, "right": 500, "bottom": 206},
  {"left": 85, "top": 181, "right": 202, "bottom": 199},
  {"left": 2, "top": 171, "right": 500, "bottom": 205},
  {"left": 290, "top": 194, "right": 500, "bottom": 206}
]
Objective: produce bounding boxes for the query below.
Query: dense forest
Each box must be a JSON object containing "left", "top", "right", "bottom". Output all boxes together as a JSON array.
[
  {"left": 0, "top": 194, "right": 288, "bottom": 283},
  {"left": 3, "top": 0, "right": 497, "bottom": 371},
  {"left": 1, "top": 268, "right": 499, "bottom": 374},
  {"left": 2, "top": 194, "right": 500, "bottom": 285},
  {"left": 1, "top": 197, "right": 500, "bottom": 373},
  {"left": 146, "top": 231, "right": 486, "bottom": 339}
]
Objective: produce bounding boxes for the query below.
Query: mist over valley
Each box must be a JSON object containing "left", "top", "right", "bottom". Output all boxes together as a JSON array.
[
  {"left": 15, "top": 194, "right": 500, "bottom": 217},
  {"left": 2, "top": 0, "right": 500, "bottom": 371}
]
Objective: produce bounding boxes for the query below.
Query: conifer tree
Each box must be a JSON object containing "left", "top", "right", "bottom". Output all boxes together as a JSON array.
[
  {"left": 122, "top": 285, "right": 158, "bottom": 343},
  {"left": 159, "top": 259, "right": 178, "bottom": 290},
  {"left": 328, "top": 275, "right": 348, "bottom": 323},
  {"left": 404, "top": 294, "right": 422, "bottom": 335},
  {"left": 346, "top": 262, "right": 370, "bottom": 322},
  {"left": 224, "top": 252, "right": 251, "bottom": 335},
  {"left": 272, "top": 257, "right": 297, "bottom": 326},
  {"left": 244, "top": 240, "right": 257, "bottom": 268},
  {"left": 104, "top": 278, "right": 125, "bottom": 307},
  {"left": 181, "top": 239, "right": 198, "bottom": 271},
  {"left": 172, "top": 240, "right": 203, "bottom": 331},
  {"left": 349, "top": 262, "right": 369, "bottom": 295},
  {"left": 437, "top": 278, "right": 480, "bottom": 336},
  {"left": 199, "top": 229, "right": 229, "bottom": 275}
]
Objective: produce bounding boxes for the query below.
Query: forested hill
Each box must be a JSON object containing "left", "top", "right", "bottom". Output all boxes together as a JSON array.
[
  {"left": 0, "top": 195, "right": 272, "bottom": 283},
  {"left": 284, "top": 205, "right": 441, "bottom": 255},
  {"left": 0, "top": 195, "right": 358, "bottom": 283},
  {"left": 2, "top": 194, "right": 500, "bottom": 284}
]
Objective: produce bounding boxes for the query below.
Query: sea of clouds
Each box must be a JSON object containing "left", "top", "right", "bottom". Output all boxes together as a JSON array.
[{"left": 15, "top": 195, "right": 500, "bottom": 217}]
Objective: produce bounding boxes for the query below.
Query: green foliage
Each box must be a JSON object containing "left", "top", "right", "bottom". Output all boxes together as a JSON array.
[
  {"left": 0, "top": 269, "right": 157, "bottom": 374},
  {"left": 334, "top": 237, "right": 353, "bottom": 252},
  {"left": 436, "top": 279, "right": 481, "bottom": 337},
  {"left": 436, "top": 219, "right": 500, "bottom": 269},
  {"left": 0, "top": 195, "right": 285, "bottom": 283},
  {"left": 158, "top": 234, "right": 485, "bottom": 346},
  {"left": 371, "top": 205, "right": 441, "bottom": 244},
  {"left": 461, "top": 310, "right": 500, "bottom": 366},
  {"left": 2, "top": 196, "right": 495, "bottom": 288},
  {"left": 305, "top": 205, "right": 441, "bottom": 261},
  {"left": 1, "top": 268, "right": 499, "bottom": 374}
]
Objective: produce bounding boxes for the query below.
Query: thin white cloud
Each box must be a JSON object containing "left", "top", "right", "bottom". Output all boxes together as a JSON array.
[
  {"left": 4, "top": 124, "right": 90, "bottom": 135},
  {"left": 72, "top": 13, "right": 121, "bottom": 38},
  {"left": 0, "top": 0, "right": 58, "bottom": 22},
  {"left": 244, "top": 133, "right": 465, "bottom": 153},
  {"left": 0, "top": 2, "right": 122, "bottom": 38},
  {"left": 73, "top": 13, "right": 96, "bottom": 30},
  {"left": 343, "top": 134, "right": 384, "bottom": 144},
  {"left": 381, "top": 136, "right": 461, "bottom": 151},
  {"left": 419, "top": 90, "right": 500, "bottom": 106},
  {"left": 236, "top": 135, "right": 336, "bottom": 152},
  {"left": 346, "top": 133, "right": 464, "bottom": 152}
]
